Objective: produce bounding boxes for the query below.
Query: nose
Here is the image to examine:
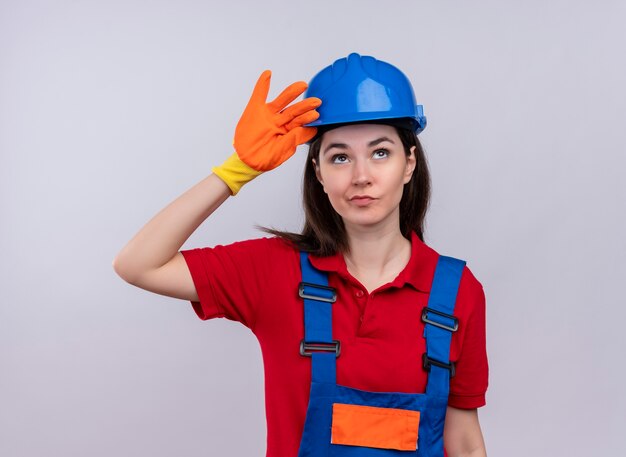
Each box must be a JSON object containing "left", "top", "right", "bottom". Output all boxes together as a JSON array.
[{"left": 351, "top": 158, "right": 372, "bottom": 186}]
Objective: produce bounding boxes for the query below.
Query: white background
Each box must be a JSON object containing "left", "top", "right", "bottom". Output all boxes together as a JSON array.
[{"left": 2, "top": 1, "right": 625, "bottom": 455}]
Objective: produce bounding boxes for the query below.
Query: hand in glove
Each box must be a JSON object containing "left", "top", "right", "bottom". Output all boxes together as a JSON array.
[{"left": 213, "top": 70, "right": 321, "bottom": 195}]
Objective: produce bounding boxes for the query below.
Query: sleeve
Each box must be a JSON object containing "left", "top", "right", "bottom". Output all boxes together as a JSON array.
[
  {"left": 180, "top": 237, "right": 280, "bottom": 329},
  {"left": 447, "top": 266, "right": 489, "bottom": 409}
]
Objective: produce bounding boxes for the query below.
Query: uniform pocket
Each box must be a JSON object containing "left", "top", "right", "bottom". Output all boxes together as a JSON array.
[{"left": 330, "top": 403, "right": 420, "bottom": 451}]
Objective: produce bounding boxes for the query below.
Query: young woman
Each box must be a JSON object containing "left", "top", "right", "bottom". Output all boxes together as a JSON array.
[{"left": 113, "top": 53, "right": 488, "bottom": 457}]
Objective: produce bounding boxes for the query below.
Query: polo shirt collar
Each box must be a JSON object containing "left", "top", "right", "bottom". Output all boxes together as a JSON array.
[{"left": 308, "top": 231, "right": 436, "bottom": 293}]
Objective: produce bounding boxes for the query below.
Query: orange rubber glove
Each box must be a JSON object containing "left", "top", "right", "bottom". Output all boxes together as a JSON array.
[{"left": 212, "top": 70, "right": 321, "bottom": 195}]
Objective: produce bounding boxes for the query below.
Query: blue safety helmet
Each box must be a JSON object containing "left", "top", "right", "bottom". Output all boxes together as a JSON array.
[{"left": 305, "top": 53, "right": 427, "bottom": 135}]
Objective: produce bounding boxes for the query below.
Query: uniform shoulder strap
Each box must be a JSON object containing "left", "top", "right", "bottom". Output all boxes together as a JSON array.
[
  {"left": 299, "top": 251, "right": 338, "bottom": 384},
  {"left": 423, "top": 255, "right": 466, "bottom": 397}
]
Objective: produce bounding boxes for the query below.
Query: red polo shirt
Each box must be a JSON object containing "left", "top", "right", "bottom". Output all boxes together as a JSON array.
[{"left": 181, "top": 232, "right": 488, "bottom": 457}]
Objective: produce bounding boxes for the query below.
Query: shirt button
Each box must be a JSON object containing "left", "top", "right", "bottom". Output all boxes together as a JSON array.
[{"left": 355, "top": 289, "right": 365, "bottom": 298}]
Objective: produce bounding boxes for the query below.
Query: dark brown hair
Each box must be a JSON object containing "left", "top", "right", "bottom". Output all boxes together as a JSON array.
[{"left": 258, "top": 124, "right": 431, "bottom": 256}]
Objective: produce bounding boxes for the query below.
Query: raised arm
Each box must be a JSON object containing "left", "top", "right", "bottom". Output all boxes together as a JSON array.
[
  {"left": 112, "top": 174, "right": 230, "bottom": 302},
  {"left": 112, "top": 71, "right": 320, "bottom": 302}
]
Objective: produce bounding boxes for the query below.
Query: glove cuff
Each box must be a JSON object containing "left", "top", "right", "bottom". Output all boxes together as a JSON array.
[{"left": 212, "top": 152, "right": 263, "bottom": 196}]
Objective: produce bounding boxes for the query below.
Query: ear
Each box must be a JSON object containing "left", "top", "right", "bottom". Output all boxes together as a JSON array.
[
  {"left": 403, "top": 146, "right": 417, "bottom": 184},
  {"left": 312, "top": 158, "right": 325, "bottom": 189}
]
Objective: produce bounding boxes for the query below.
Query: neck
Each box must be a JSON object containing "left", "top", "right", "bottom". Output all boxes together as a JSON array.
[{"left": 343, "top": 221, "right": 411, "bottom": 278}]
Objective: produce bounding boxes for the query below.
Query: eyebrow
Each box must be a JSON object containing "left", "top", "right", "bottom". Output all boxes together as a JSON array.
[{"left": 322, "top": 136, "right": 396, "bottom": 155}]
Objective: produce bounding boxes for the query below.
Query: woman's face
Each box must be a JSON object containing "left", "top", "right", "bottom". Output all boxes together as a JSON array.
[{"left": 313, "top": 123, "right": 416, "bottom": 232}]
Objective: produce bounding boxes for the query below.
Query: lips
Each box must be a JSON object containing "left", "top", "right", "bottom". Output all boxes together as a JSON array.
[
  {"left": 350, "top": 195, "right": 375, "bottom": 200},
  {"left": 349, "top": 195, "right": 376, "bottom": 206}
]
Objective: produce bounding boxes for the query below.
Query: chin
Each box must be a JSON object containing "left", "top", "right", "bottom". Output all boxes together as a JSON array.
[{"left": 341, "top": 214, "right": 389, "bottom": 228}]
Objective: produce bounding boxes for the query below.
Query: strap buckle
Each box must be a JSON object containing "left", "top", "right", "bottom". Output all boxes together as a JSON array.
[
  {"left": 299, "top": 282, "right": 337, "bottom": 303},
  {"left": 421, "top": 307, "right": 459, "bottom": 332},
  {"left": 422, "top": 353, "right": 456, "bottom": 378},
  {"left": 300, "top": 340, "right": 341, "bottom": 358}
]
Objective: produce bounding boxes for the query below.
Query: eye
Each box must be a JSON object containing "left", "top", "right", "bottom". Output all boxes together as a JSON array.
[
  {"left": 331, "top": 154, "right": 349, "bottom": 164},
  {"left": 372, "top": 148, "right": 390, "bottom": 159}
]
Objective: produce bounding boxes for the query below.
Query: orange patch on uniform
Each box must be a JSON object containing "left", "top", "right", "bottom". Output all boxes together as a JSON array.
[{"left": 330, "top": 403, "right": 420, "bottom": 451}]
